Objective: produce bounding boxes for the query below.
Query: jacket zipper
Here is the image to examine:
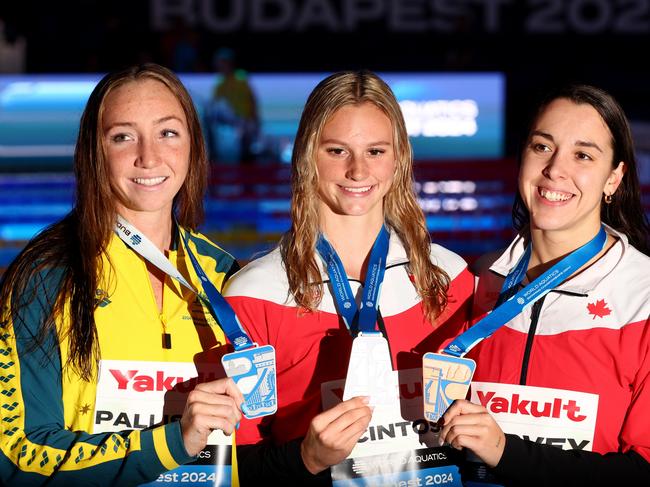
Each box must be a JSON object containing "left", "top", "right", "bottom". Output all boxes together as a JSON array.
[{"left": 519, "top": 295, "right": 546, "bottom": 385}]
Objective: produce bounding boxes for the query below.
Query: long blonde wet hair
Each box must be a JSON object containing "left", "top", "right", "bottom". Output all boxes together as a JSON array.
[{"left": 281, "top": 70, "right": 449, "bottom": 324}]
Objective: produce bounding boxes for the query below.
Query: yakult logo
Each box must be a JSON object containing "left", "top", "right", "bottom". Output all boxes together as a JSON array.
[
  {"left": 109, "top": 369, "right": 221, "bottom": 393},
  {"left": 477, "top": 390, "right": 587, "bottom": 422},
  {"left": 110, "top": 369, "right": 184, "bottom": 392}
]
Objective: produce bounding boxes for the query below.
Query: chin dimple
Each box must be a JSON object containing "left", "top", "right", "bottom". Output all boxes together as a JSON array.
[{"left": 133, "top": 177, "right": 167, "bottom": 186}]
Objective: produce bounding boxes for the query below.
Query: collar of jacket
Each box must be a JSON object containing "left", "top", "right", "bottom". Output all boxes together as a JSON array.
[
  {"left": 488, "top": 223, "right": 628, "bottom": 295},
  {"left": 315, "top": 226, "right": 410, "bottom": 283}
]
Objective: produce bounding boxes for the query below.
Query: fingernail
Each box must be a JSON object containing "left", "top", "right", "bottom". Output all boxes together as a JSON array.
[
  {"left": 361, "top": 396, "right": 370, "bottom": 404},
  {"left": 235, "top": 422, "right": 240, "bottom": 430}
]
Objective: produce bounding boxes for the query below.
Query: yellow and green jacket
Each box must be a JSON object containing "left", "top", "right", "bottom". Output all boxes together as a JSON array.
[{"left": 0, "top": 229, "right": 238, "bottom": 486}]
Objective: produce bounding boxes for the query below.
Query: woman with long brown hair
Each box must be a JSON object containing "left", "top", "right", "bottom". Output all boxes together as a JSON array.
[
  {"left": 225, "top": 70, "right": 474, "bottom": 483},
  {"left": 0, "top": 64, "right": 243, "bottom": 485}
]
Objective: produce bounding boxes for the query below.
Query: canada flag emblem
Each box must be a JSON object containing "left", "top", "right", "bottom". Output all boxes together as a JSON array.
[{"left": 587, "top": 299, "right": 611, "bottom": 319}]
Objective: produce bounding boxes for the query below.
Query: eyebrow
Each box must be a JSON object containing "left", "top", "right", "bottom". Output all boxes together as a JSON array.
[
  {"left": 530, "top": 130, "right": 603, "bottom": 153},
  {"left": 104, "top": 115, "right": 184, "bottom": 132},
  {"left": 319, "top": 138, "right": 392, "bottom": 146}
]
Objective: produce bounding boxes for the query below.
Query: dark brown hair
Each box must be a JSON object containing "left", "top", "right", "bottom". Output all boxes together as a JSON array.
[{"left": 513, "top": 84, "right": 650, "bottom": 255}]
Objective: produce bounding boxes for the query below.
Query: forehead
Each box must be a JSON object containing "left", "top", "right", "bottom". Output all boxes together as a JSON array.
[
  {"left": 322, "top": 102, "right": 392, "bottom": 132},
  {"left": 533, "top": 98, "right": 612, "bottom": 147},
  {"left": 102, "top": 78, "right": 186, "bottom": 122}
]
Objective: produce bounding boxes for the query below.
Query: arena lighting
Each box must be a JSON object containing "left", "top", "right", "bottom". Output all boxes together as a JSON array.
[
  {"left": 418, "top": 197, "right": 479, "bottom": 213},
  {"left": 400, "top": 100, "right": 479, "bottom": 137},
  {"left": 415, "top": 180, "right": 478, "bottom": 195},
  {"left": 0, "top": 72, "right": 504, "bottom": 168}
]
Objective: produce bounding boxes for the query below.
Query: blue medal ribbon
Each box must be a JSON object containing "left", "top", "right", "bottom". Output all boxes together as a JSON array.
[
  {"left": 316, "top": 225, "right": 389, "bottom": 334},
  {"left": 444, "top": 225, "right": 608, "bottom": 357},
  {"left": 114, "top": 216, "right": 254, "bottom": 351},
  {"left": 179, "top": 229, "right": 254, "bottom": 351}
]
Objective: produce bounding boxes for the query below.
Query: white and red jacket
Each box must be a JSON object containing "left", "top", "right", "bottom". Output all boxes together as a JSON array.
[
  {"left": 468, "top": 226, "right": 650, "bottom": 485},
  {"left": 224, "top": 231, "right": 473, "bottom": 483}
]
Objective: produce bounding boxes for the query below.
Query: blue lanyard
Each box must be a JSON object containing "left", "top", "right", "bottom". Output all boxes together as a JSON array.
[
  {"left": 114, "top": 216, "right": 254, "bottom": 351},
  {"left": 179, "top": 229, "right": 254, "bottom": 351},
  {"left": 444, "top": 225, "right": 608, "bottom": 357},
  {"left": 316, "top": 225, "right": 389, "bottom": 334}
]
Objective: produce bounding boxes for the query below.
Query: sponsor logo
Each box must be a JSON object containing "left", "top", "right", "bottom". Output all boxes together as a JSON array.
[
  {"left": 109, "top": 369, "right": 221, "bottom": 393},
  {"left": 351, "top": 451, "right": 448, "bottom": 475},
  {"left": 476, "top": 390, "right": 587, "bottom": 422},
  {"left": 130, "top": 234, "right": 142, "bottom": 246}
]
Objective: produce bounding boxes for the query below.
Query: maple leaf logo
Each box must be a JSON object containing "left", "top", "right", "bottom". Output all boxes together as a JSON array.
[{"left": 587, "top": 299, "right": 611, "bottom": 319}]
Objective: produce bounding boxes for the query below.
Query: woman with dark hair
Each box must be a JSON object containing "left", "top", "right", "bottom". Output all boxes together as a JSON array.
[
  {"left": 224, "top": 70, "right": 474, "bottom": 483},
  {"left": 439, "top": 85, "right": 650, "bottom": 485},
  {"left": 0, "top": 64, "right": 243, "bottom": 485}
]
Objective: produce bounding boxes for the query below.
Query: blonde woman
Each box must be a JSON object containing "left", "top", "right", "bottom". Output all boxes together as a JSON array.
[{"left": 225, "top": 71, "right": 473, "bottom": 484}]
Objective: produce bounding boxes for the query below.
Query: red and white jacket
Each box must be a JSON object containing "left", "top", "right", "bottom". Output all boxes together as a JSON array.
[
  {"left": 468, "top": 226, "right": 650, "bottom": 485},
  {"left": 224, "top": 231, "right": 473, "bottom": 482}
]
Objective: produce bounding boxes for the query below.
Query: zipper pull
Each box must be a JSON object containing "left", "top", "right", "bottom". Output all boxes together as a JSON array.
[{"left": 160, "top": 314, "right": 172, "bottom": 349}]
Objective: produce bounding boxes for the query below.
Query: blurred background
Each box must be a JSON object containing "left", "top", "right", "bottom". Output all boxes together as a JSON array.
[{"left": 1, "top": 0, "right": 649, "bottom": 271}]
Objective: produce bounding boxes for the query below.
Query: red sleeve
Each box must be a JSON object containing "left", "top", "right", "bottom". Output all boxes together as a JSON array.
[{"left": 621, "top": 317, "right": 650, "bottom": 462}]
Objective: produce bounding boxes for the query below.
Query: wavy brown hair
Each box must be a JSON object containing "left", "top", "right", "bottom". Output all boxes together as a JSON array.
[
  {"left": 0, "top": 64, "right": 208, "bottom": 380},
  {"left": 281, "top": 70, "right": 449, "bottom": 324},
  {"left": 512, "top": 84, "right": 650, "bottom": 255}
]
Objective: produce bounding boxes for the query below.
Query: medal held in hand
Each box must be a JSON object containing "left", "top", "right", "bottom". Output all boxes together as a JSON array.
[
  {"left": 424, "top": 226, "right": 608, "bottom": 423},
  {"left": 222, "top": 344, "right": 278, "bottom": 419},
  {"left": 423, "top": 353, "right": 476, "bottom": 422},
  {"left": 342, "top": 332, "right": 396, "bottom": 406},
  {"left": 317, "top": 226, "right": 393, "bottom": 406}
]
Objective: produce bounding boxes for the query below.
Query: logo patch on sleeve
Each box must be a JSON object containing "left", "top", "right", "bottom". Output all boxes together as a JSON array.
[{"left": 587, "top": 299, "right": 611, "bottom": 319}]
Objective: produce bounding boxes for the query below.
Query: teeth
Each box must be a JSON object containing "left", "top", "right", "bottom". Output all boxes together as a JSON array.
[
  {"left": 343, "top": 186, "right": 372, "bottom": 193},
  {"left": 540, "top": 188, "right": 572, "bottom": 202},
  {"left": 133, "top": 177, "right": 167, "bottom": 186}
]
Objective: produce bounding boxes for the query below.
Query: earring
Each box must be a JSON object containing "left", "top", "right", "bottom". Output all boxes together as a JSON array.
[{"left": 604, "top": 194, "right": 613, "bottom": 204}]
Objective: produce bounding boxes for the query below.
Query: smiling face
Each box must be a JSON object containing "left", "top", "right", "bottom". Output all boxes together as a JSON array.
[
  {"left": 102, "top": 78, "right": 190, "bottom": 225},
  {"left": 316, "top": 102, "right": 396, "bottom": 227},
  {"left": 519, "top": 98, "right": 625, "bottom": 241}
]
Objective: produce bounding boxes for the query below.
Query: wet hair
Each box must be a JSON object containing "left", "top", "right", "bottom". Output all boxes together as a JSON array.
[
  {"left": 0, "top": 64, "right": 207, "bottom": 379},
  {"left": 281, "top": 70, "right": 450, "bottom": 323}
]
